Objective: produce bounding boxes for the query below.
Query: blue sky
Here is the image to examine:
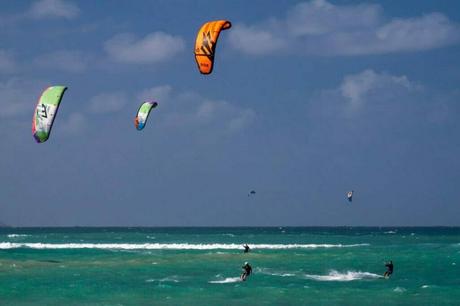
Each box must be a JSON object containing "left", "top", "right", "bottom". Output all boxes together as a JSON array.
[{"left": 1, "top": 0, "right": 460, "bottom": 226}]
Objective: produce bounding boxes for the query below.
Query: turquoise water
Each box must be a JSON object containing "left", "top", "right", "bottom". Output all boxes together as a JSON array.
[{"left": 0, "top": 227, "right": 459, "bottom": 305}]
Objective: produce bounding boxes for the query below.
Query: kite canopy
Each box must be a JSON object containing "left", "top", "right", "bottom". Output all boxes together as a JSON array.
[
  {"left": 135, "top": 101, "right": 158, "bottom": 130},
  {"left": 347, "top": 191, "right": 353, "bottom": 202},
  {"left": 32, "top": 86, "right": 67, "bottom": 143},
  {"left": 194, "top": 20, "right": 232, "bottom": 74}
]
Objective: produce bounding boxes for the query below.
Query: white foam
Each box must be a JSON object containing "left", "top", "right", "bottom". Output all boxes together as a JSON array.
[
  {"left": 303, "top": 270, "right": 382, "bottom": 282},
  {"left": 384, "top": 231, "right": 397, "bottom": 234},
  {"left": 0, "top": 242, "right": 369, "bottom": 250},
  {"left": 7, "top": 234, "right": 29, "bottom": 238},
  {"left": 421, "top": 285, "right": 430, "bottom": 288},
  {"left": 209, "top": 277, "right": 241, "bottom": 284},
  {"left": 394, "top": 287, "right": 406, "bottom": 293}
]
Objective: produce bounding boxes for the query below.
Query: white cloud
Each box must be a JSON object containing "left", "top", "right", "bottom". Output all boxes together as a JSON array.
[
  {"left": 137, "top": 85, "right": 172, "bottom": 103},
  {"left": 0, "top": 78, "right": 47, "bottom": 118},
  {"left": 169, "top": 98, "right": 255, "bottom": 133},
  {"left": 287, "top": 0, "right": 382, "bottom": 36},
  {"left": 34, "top": 50, "right": 88, "bottom": 73},
  {"left": 340, "top": 69, "right": 418, "bottom": 106},
  {"left": 229, "top": 24, "right": 285, "bottom": 55},
  {"left": 373, "top": 13, "right": 459, "bottom": 53},
  {"left": 29, "top": 0, "right": 80, "bottom": 19},
  {"left": 229, "top": 0, "right": 460, "bottom": 56},
  {"left": 104, "top": 32, "right": 185, "bottom": 64},
  {"left": 137, "top": 85, "right": 255, "bottom": 133},
  {"left": 88, "top": 92, "right": 127, "bottom": 114},
  {"left": 228, "top": 108, "right": 256, "bottom": 132}
]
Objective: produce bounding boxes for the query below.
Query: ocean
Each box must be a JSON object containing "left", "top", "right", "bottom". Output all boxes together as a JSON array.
[{"left": 0, "top": 227, "right": 459, "bottom": 305}]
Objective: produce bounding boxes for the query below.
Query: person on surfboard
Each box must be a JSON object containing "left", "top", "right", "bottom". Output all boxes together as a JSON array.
[
  {"left": 243, "top": 244, "right": 250, "bottom": 253},
  {"left": 241, "top": 262, "right": 252, "bottom": 281},
  {"left": 383, "top": 260, "right": 394, "bottom": 278}
]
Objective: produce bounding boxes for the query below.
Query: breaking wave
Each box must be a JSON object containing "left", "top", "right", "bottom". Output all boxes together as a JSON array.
[
  {"left": 303, "top": 270, "right": 382, "bottom": 282},
  {"left": 0, "top": 242, "right": 369, "bottom": 250}
]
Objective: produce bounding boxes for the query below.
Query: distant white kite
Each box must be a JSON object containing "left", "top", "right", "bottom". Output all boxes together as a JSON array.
[{"left": 347, "top": 190, "right": 353, "bottom": 202}]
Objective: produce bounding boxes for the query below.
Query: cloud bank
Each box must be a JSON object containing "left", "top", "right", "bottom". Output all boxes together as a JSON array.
[{"left": 229, "top": 0, "right": 460, "bottom": 56}]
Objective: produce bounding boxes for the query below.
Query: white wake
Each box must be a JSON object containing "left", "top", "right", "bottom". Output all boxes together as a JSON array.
[
  {"left": 209, "top": 277, "right": 242, "bottom": 284},
  {"left": 303, "top": 270, "right": 382, "bottom": 281}
]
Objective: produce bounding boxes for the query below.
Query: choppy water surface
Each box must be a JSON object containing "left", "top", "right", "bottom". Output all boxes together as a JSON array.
[{"left": 0, "top": 227, "right": 459, "bottom": 305}]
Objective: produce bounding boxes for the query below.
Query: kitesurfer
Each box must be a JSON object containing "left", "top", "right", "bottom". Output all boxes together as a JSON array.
[
  {"left": 241, "top": 262, "right": 252, "bottom": 281},
  {"left": 243, "top": 244, "right": 250, "bottom": 253},
  {"left": 383, "top": 260, "right": 394, "bottom": 278}
]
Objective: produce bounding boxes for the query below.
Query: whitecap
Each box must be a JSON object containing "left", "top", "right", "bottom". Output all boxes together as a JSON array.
[
  {"left": 7, "top": 234, "right": 29, "bottom": 238},
  {"left": 160, "top": 276, "right": 180, "bottom": 283},
  {"left": 394, "top": 287, "right": 406, "bottom": 292},
  {"left": 303, "top": 270, "right": 382, "bottom": 282},
  {"left": 384, "top": 231, "right": 397, "bottom": 234}
]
